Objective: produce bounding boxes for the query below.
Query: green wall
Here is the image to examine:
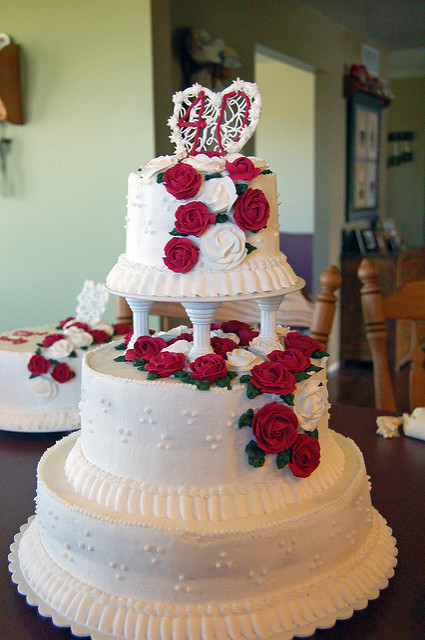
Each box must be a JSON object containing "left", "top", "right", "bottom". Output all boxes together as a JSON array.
[{"left": 1, "top": 0, "right": 154, "bottom": 330}]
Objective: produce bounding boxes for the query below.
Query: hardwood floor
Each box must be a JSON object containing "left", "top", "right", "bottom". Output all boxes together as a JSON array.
[{"left": 328, "top": 360, "right": 411, "bottom": 414}]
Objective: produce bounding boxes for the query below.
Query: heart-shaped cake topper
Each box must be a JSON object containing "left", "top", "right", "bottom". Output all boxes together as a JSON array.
[{"left": 168, "top": 79, "right": 262, "bottom": 157}]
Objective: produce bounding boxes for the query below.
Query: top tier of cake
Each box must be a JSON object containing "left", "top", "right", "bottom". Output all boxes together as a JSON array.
[{"left": 106, "top": 80, "right": 298, "bottom": 300}]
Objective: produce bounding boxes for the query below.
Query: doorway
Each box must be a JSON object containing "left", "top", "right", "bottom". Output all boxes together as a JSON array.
[{"left": 255, "top": 46, "right": 315, "bottom": 291}]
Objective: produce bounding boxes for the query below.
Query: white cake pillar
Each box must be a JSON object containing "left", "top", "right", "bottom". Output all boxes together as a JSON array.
[
  {"left": 256, "top": 295, "right": 285, "bottom": 339},
  {"left": 126, "top": 297, "right": 153, "bottom": 347},
  {"left": 182, "top": 301, "right": 221, "bottom": 360}
]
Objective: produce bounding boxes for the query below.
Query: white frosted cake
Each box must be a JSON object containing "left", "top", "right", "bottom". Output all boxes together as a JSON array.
[
  {"left": 10, "top": 81, "right": 396, "bottom": 640},
  {"left": 0, "top": 282, "right": 131, "bottom": 432}
]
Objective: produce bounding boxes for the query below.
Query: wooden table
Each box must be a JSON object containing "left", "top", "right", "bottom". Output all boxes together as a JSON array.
[{"left": 1, "top": 404, "right": 424, "bottom": 640}]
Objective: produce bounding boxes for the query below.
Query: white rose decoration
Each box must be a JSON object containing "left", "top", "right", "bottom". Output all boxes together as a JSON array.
[
  {"left": 161, "top": 340, "right": 191, "bottom": 356},
  {"left": 45, "top": 338, "right": 75, "bottom": 359},
  {"left": 199, "top": 176, "right": 237, "bottom": 213},
  {"left": 183, "top": 154, "right": 225, "bottom": 173},
  {"left": 294, "top": 380, "right": 329, "bottom": 431},
  {"left": 31, "top": 377, "right": 58, "bottom": 402},
  {"left": 140, "top": 155, "right": 179, "bottom": 182},
  {"left": 92, "top": 321, "right": 114, "bottom": 336},
  {"left": 226, "top": 348, "right": 263, "bottom": 372},
  {"left": 64, "top": 327, "right": 94, "bottom": 348},
  {"left": 155, "top": 325, "right": 192, "bottom": 342},
  {"left": 199, "top": 223, "right": 247, "bottom": 271},
  {"left": 248, "top": 336, "right": 284, "bottom": 357},
  {"left": 210, "top": 329, "right": 240, "bottom": 344}
]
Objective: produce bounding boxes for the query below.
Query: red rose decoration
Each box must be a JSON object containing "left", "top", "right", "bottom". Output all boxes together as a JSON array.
[
  {"left": 28, "top": 354, "right": 50, "bottom": 376},
  {"left": 225, "top": 157, "right": 261, "bottom": 182},
  {"left": 283, "top": 331, "right": 323, "bottom": 357},
  {"left": 125, "top": 335, "right": 167, "bottom": 362},
  {"left": 221, "top": 320, "right": 251, "bottom": 333},
  {"left": 113, "top": 323, "right": 133, "bottom": 335},
  {"left": 163, "top": 237, "right": 199, "bottom": 274},
  {"left": 123, "top": 332, "right": 133, "bottom": 346},
  {"left": 167, "top": 333, "right": 193, "bottom": 345},
  {"left": 163, "top": 163, "right": 202, "bottom": 200},
  {"left": 288, "top": 433, "right": 321, "bottom": 478},
  {"left": 41, "top": 334, "right": 64, "bottom": 348},
  {"left": 68, "top": 321, "right": 90, "bottom": 331},
  {"left": 250, "top": 361, "right": 296, "bottom": 395},
  {"left": 220, "top": 320, "right": 258, "bottom": 346},
  {"left": 233, "top": 188, "right": 270, "bottom": 232},
  {"left": 51, "top": 362, "right": 74, "bottom": 384},
  {"left": 268, "top": 348, "right": 310, "bottom": 373},
  {"left": 188, "top": 353, "right": 227, "bottom": 383},
  {"left": 144, "top": 351, "right": 186, "bottom": 378},
  {"left": 174, "top": 201, "right": 216, "bottom": 236},
  {"left": 59, "top": 316, "right": 74, "bottom": 328},
  {"left": 236, "top": 327, "right": 259, "bottom": 346},
  {"left": 90, "top": 329, "right": 110, "bottom": 344},
  {"left": 252, "top": 402, "right": 298, "bottom": 454},
  {"left": 211, "top": 336, "right": 238, "bottom": 357}
]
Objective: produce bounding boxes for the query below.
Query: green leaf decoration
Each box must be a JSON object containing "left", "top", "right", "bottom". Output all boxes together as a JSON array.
[
  {"left": 294, "top": 371, "right": 310, "bottom": 382},
  {"left": 236, "top": 183, "right": 248, "bottom": 196},
  {"left": 173, "top": 369, "right": 189, "bottom": 380},
  {"left": 169, "top": 228, "right": 188, "bottom": 237},
  {"left": 238, "top": 408, "right": 254, "bottom": 429},
  {"left": 245, "top": 440, "right": 266, "bottom": 468},
  {"left": 147, "top": 372, "right": 161, "bottom": 380},
  {"left": 216, "top": 213, "right": 228, "bottom": 223},
  {"left": 246, "top": 380, "right": 263, "bottom": 399},
  {"left": 193, "top": 378, "right": 211, "bottom": 391},
  {"left": 80, "top": 346, "right": 88, "bottom": 351},
  {"left": 69, "top": 351, "right": 77, "bottom": 358},
  {"left": 280, "top": 392, "right": 295, "bottom": 406},
  {"left": 35, "top": 348, "right": 42, "bottom": 355},
  {"left": 310, "top": 428, "right": 319, "bottom": 440},
  {"left": 114, "top": 355, "right": 127, "bottom": 362},
  {"left": 115, "top": 343, "right": 127, "bottom": 351},
  {"left": 156, "top": 172, "right": 165, "bottom": 183},
  {"left": 239, "top": 374, "right": 251, "bottom": 384},
  {"left": 36, "top": 343, "right": 43, "bottom": 348},
  {"left": 132, "top": 358, "right": 147, "bottom": 368},
  {"left": 205, "top": 172, "right": 223, "bottom": 180},
  {"left": 29, "top": 373, "right": 36, "bottom": 379},
  {"left": 49, "top": 359, "right": 59, "bottom": 366},
  {"left": 261, "top": 169, "right": 273, "bottom": 175},
  {"left": 312, "top": 350, "right": 329, "bottom": 359},
  {"left": 307, "top": 363, "right": 323, "bottom": 373},
  {"left": 276, "top": 448, "right": 291, "bottom": 470},
  {"left": 214, "top": 373, "right": 236, "bottom": 390},
  {"left": 245, "top": 242, "right": 257, "bottom": 255}
]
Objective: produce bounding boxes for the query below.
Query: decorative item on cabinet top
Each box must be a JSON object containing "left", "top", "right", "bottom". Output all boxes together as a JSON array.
[{"left": 0, "top": 34, "right": 23, "bottom": 125}]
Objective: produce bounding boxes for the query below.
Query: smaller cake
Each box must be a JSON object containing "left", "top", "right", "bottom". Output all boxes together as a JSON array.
[{"left": 0, "top": 281, "right": 131, "bottom": 432}]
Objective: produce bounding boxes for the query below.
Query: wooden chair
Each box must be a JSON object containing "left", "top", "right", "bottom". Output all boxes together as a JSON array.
[
  {"left": 115, "top": 264, "right": 342, "bottom": 351},
  {"left": 358, "top": 257, "right": 425, "bottom": 412}
]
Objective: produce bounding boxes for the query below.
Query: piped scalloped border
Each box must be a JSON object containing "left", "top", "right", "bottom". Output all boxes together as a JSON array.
[
  {"left": 10, "top": 510, "right": 397, "bottom": 640},
  {"left": 106, "top": 253, "right": 297, "bottom": 299},
  {"left": 64, "top": 431, "right": 345, "bottom": 522},
  {"left": 0, "top": 405, "right": 80, "bottom": 432}
]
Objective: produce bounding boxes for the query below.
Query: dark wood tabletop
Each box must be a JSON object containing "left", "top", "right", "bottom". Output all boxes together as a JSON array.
[{"left": 1, "top": 404, "right": 424, "bottom": 640}]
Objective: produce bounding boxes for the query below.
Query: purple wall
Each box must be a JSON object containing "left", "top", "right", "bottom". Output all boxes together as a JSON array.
[{"left": 279, "top": 233, "right": 313, "bottom": 293}]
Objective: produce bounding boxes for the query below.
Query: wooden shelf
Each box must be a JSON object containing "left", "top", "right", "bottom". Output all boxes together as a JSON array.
[{"left": 343, "top": 74, "right": 391, "bottom": 107}]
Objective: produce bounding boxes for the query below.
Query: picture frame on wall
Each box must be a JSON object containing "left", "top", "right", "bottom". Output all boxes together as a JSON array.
[{"left": 345, "top": 85, "right": 389, "bottom": 222}]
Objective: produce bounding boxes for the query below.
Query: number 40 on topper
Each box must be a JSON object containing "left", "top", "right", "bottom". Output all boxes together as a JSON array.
[{"left": 168, "top": 79, "right": 262, "bottom": 157}]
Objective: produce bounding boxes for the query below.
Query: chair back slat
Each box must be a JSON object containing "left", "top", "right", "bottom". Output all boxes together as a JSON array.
[{"left": 358, "top": 258, "right": 425, "bottom": 412}]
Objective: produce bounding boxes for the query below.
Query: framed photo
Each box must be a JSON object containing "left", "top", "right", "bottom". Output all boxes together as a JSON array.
[{"left": 345, "top": 92, "right": 387, "bottom": 221}]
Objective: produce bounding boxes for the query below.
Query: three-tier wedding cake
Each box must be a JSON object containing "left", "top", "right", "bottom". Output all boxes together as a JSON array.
[{"left": 10, "top": 80, "right": 397, "bottom": 640}]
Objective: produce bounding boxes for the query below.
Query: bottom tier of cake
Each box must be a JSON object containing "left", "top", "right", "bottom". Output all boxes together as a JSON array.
[{"left": 10, "top": 431, "right": 397, "bottom": 640}]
